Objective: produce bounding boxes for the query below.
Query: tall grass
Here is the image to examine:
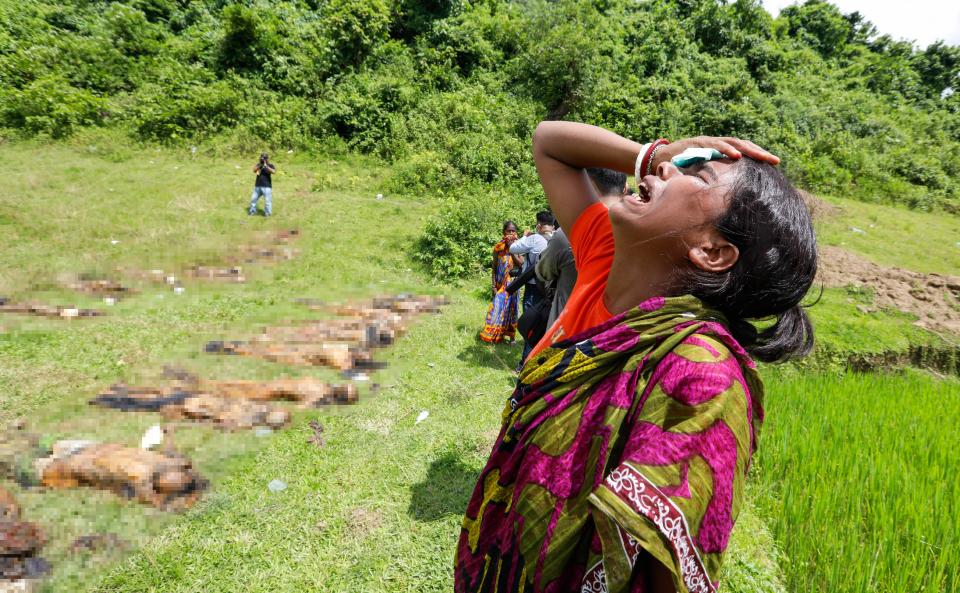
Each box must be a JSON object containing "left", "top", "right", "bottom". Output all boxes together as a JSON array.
[{"left": 756, "top": 370, "right": 959, "bottom": 593}]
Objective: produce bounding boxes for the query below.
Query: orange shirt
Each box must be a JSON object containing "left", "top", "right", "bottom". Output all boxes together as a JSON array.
[{"left": 529, "top": 202, "right": 614, "bottom": 359}]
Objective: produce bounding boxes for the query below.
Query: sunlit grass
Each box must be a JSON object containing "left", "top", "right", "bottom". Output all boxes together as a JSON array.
[
  {"left": 2, "top": 136, "right": 955, "bottom": 592},
  {"left": 756, "top": 369, "right": 960, "bottom": 593},
  {"left": 816, "top": 195, "right": 960, "bottom": 276}
]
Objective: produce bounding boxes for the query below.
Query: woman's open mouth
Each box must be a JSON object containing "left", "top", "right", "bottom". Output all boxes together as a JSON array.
[{"left": 636, "top": 180, "right": 652, "bottom": 203}]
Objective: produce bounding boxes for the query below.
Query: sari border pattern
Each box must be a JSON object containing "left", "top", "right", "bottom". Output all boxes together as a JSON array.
[
  {"left": 603, "top": 463, "right": 717, "bottom": 593},
  {"left": 579, "top": 528, "right": 641, "bottom": 593}
]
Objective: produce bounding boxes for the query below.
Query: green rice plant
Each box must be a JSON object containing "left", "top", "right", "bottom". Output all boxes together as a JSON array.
[{"left": 756, "top": 370, "right": 960, "bottom": 593}]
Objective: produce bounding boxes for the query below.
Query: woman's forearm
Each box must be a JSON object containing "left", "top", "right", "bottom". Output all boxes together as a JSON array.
[{"left": 532, "top": 121, "right": 642, "bottom": 174}]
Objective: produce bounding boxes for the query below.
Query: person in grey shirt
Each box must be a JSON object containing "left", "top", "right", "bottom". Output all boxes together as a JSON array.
[
  {"left": 536, "top": 227, "right": 576, "bottom": 328},
  {"left": 537, "top": 168, "right": 629, "bottom": 327}
]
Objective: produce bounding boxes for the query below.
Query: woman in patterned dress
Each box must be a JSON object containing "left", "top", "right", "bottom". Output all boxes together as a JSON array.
[
  {"left": 480, "top": 221, "right": 522, "bottom": 344},
  {"left": 455, "top": 123, "right": 817, "bottom": 593}
]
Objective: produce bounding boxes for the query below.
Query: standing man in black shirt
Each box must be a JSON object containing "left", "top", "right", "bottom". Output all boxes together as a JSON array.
[{"left": 248, "top": 152, "right": 277, "bottom": 216}]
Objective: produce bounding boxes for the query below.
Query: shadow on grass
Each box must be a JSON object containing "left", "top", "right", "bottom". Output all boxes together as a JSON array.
[
  {"left": 458, "top": 336, "right": 521, "bottom": 371},
  {"left": 408, "top": 451, "right": 479, "bottom": 522}
]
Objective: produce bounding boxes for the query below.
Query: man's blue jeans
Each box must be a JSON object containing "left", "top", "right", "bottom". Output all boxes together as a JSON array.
[{"left": 248, "top": 186, "right": 272, "bottom": 216}]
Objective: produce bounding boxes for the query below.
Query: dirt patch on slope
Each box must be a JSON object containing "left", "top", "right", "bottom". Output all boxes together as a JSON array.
[
  {"left": 818, "top": 245, "right": 960, "bottom": 335},
  {"left": 345, "top": 507, "right": 383, "bottom": 537}
]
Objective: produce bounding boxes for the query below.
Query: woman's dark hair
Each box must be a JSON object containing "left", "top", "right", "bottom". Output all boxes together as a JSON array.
[
  {"left": 503, "top": 220, "right": 518, "bottom": 233},
  {"left": 676, "top": 158, "right": 818, "bottom": 363}
]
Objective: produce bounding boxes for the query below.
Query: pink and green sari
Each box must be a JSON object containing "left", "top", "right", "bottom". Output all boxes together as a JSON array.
[{"left": 455, "top": 295, "right": 763, "bottom": 593}]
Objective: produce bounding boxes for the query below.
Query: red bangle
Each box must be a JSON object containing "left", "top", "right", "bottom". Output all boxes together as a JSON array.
[{"left": 640, "top": 138, "right": 669, "bottom": 178}]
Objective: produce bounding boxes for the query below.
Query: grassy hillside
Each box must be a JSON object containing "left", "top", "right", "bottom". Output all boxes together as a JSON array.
[
  {"left": 1, "top": 139, "right": 957, "bottom": 592},
  {"left": 2, "top": 0, "right": 959, "bottom": 283},
  {"left": 816, "top": 195, "right": 960, "bottom": 275}
]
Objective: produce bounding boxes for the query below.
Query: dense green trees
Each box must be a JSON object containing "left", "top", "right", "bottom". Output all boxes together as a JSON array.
[{"left": 1, "top": 0, "right": 957, "bottom": 275}]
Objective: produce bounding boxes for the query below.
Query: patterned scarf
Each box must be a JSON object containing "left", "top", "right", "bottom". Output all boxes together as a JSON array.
[{"left": 456, "top": 295, "right": 763, "bottom": 593}]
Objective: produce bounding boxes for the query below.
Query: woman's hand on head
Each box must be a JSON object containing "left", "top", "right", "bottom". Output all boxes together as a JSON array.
[{"left": 655, "top": 136, "right": 780, "bottom": 168}]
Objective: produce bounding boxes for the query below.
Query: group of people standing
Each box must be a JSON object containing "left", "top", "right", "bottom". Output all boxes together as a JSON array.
[{"left": 479, "top": 168, "right": 630, "bottom": 371}]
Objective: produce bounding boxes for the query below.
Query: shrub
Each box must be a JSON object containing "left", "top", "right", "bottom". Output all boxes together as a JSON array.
[
  {"left": 129, "top": 79, "right": 245, "bottom": 141},
  {"left": 219, "top": 4, "right": 278, "bottom": 72},
  {"left": 0, "top": 77, "right": 103, "bottom": 138},
  {"left": 387, "top": 151, "right": 463, "bottom": 195},
  {"left": 414, "top": 187, "right": 543, "bottom": 279},
  {"left": 322, "top": 0, "right": 392, "bottom": 68}
]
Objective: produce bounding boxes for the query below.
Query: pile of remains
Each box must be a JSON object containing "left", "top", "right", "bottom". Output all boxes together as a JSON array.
[
  {"left": 91, "top": 375, "right": 357, "bottom": 430},
  {"left": 186, "top": 265, "right": 245, "bottom": 282},
  {"left": 186, "top": 229, "right": 301, "bottom": 283},
  {"left": 36, "top": 441, "right": 206, "bottom": 511},
  {"left": 125, "top": 229, "right": 301, "bottom": 287},
  {"left": 1, "top": 487, "right": 48, "bottom": 584},
  {"left": 0, "top": 298, "right": 102, "bottom": 319},
  {"left": 205, "top": 294, "right": 448, "bottom": 371},
  {"left": 233, "top": 229, "right": 300, "bottom": 264},
  {"left": 66, "top": 278, "right": 132, "bottom": 297}
]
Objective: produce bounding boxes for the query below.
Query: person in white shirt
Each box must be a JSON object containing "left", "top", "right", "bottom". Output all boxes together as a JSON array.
[{"left": 509, "top": 210, "right": 556, "bottom": 364}]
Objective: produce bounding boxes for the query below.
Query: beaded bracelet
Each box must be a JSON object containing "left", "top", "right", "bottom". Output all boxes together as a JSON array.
[
  {"left": 634, "top": 138, "right": 669, "bottom": 181},
  {"left": 646, "top": 141, "right": 669, "bottom": 175}
]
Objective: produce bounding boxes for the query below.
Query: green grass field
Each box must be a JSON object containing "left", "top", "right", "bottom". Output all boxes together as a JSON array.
[
  {"left": 815, "top": 195, "right": 960, "bottom": 276},
  {"left": 1, "top": 137, "right": 957, "bottom": 592},
  {"left": 756, "top": 369, "right": 959, "bottom": 593}
]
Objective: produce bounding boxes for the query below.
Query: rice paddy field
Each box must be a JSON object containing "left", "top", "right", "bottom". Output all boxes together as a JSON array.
[{"left": 756, "top": 369, "right": 960, "bottom": 593}]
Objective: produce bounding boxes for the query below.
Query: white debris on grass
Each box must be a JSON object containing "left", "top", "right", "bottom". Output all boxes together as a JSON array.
[
  {"left": 850, "top": 227, "right": 866, "bottom": 234},
  {"left": 140, "top": 425, "right": 164, "bottom": 450},
  {"left": 104, "top": 297, "right": 116, "bottom": 306},
  {"left": 173, "top": 286, "right": 185, "bottom": 295},
  {"left": 110, "top": 239, "right": 120, "bottom": 245},
  {"left": 254, "top": 427, "right": 273, "bottom": 437},
  {"left": 415, "top": 410, "right": 429, "bottom": 425},
  {"left": 268, "top": 479, "right": 287, "bottom": 492},
  {"left": 376, "top": 193, "right": 384, "bottom": 200}
]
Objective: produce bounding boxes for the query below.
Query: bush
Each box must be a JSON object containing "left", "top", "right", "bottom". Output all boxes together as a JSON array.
[
  {"left": 322, "top": 0, "right": 392, "bottom": 68},
  {"left": 129, "top": 78, "right": 245, "bottom": 141},
  {"left": 387, "top": 151, "right": 463, "bottom": 195},
  {"left": 219, "top": 4, "right": 278, "bottom": 72},
  {"left": 414, "top": 187, "right": 543, "bottom": 279},
  {"left": 0, "top": 77, "right": 103, "bottom": 138}
]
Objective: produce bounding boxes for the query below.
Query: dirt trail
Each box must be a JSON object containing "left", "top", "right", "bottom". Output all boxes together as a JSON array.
[{"left": 817, "top": 245, "right": 960, "bottom": 336}]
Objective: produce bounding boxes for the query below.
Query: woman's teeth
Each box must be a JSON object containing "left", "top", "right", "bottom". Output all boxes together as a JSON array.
[{"left": 636, "top": 184, "right": 651, "bottom": 203}]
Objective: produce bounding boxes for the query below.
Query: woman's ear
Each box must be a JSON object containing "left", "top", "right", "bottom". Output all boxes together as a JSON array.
[{"left": 688, "top": 233, "right": 739, "bottom": 273}]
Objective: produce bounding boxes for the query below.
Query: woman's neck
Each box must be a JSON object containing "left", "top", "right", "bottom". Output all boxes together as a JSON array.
[{"left": 604, "top": 247, "right": 676, "bottom": 315}]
